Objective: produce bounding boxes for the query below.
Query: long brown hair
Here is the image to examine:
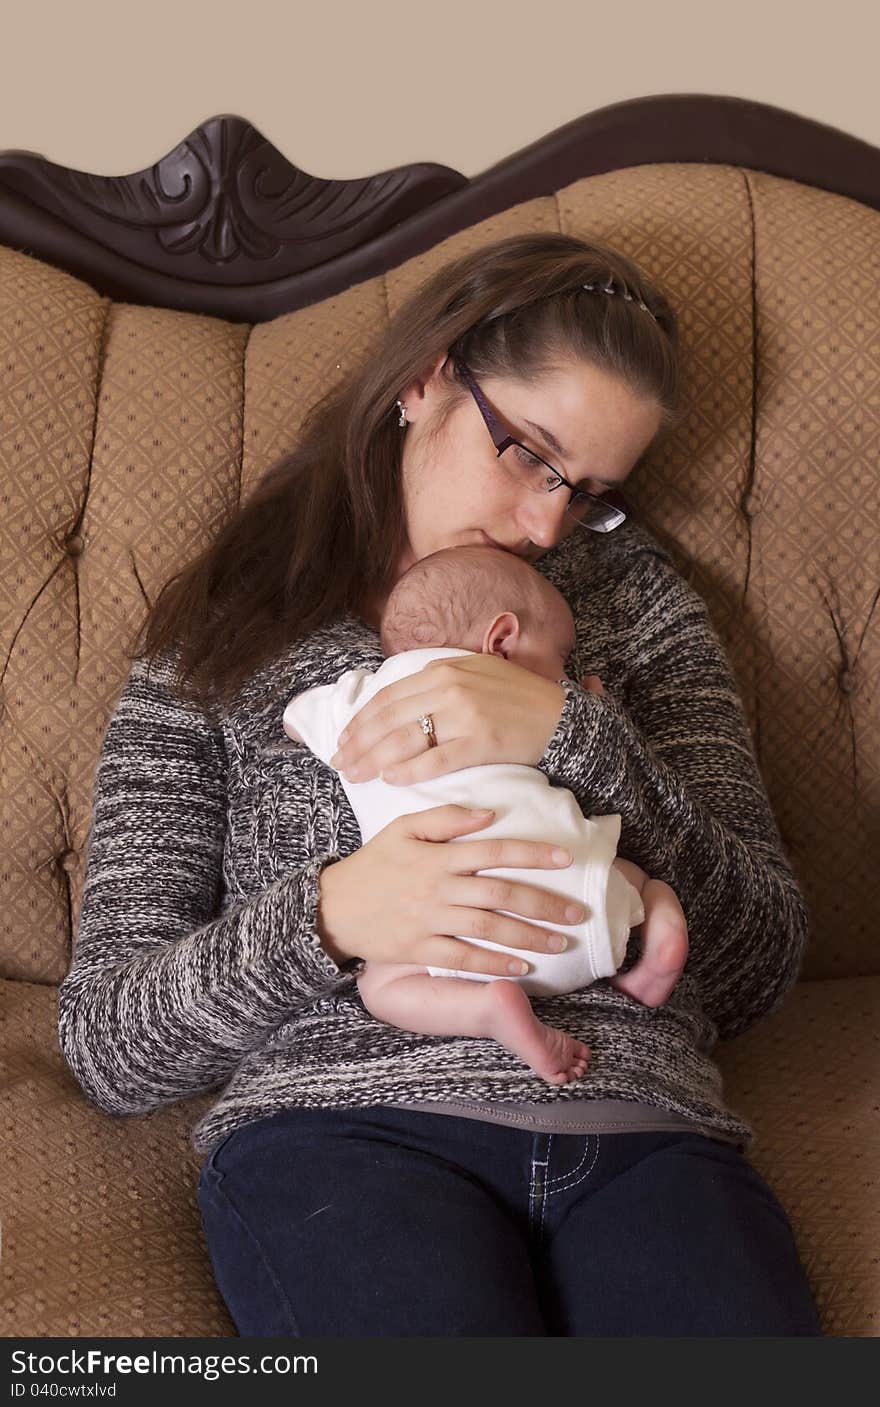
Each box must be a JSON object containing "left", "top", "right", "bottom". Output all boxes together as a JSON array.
[{"left": 130, "top": 232, "right": 680, "bottom": 713}]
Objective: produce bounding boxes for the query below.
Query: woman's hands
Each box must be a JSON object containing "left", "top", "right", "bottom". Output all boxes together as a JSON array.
[
  {"left": 316, "top": 804, "right": 585, "bottom": 974},
  {"left": 329, "top": 654, "right": 568, "bottom": 785}
]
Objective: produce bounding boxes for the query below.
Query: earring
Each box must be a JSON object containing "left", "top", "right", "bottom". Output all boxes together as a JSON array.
[{"left": 397, "top": 399, "right": 408, "bottom": 428}]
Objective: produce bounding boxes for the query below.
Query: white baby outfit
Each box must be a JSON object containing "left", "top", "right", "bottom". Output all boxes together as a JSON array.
[{"left": 283, "top": 647, "right": 644, "bottom": 998}]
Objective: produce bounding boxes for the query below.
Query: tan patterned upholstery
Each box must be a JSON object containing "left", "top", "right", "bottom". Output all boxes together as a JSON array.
[{"left": 1, "top": 162, "right": 877, "bottom": 1336}]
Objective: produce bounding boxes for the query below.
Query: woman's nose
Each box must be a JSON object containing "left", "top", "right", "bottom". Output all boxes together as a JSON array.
[{"left": 518, "top": 490, "right": 572, "bottom": 549}]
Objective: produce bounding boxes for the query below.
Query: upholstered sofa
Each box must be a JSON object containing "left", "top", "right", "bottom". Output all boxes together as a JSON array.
[{"left": 1, "top": 96, "right": 877, "bottom": 1337}]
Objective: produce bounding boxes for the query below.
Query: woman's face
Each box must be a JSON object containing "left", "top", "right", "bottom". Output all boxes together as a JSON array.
[{"left": 396, "top": 353, "right": 664, "bottom": 575}]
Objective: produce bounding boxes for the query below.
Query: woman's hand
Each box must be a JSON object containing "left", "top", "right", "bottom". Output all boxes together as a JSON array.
[
  {"left": 328, "top": 654, "right": 567, "bottom": 786},
  {"left": 316, "top": 804, "right": 584, "bottom": 973}
]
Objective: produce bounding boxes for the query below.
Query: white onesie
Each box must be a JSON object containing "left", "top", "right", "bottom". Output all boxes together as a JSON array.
[{"left": 283, "top": 647, "right": 644, "bottom": 998}]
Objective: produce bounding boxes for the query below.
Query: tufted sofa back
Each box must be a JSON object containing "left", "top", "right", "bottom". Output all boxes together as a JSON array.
[{"left": 1, "top": 162, "right": 877, "bottom": 988}]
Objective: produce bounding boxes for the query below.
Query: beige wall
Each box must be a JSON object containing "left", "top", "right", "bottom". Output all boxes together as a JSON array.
[{"left": 3, "top": 0, "right": 878, "bottom": 177}]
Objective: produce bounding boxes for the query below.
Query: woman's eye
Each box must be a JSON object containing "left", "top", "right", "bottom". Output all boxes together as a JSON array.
[{"left": 513, "top": 445, "right": 545, "bottom": 469}]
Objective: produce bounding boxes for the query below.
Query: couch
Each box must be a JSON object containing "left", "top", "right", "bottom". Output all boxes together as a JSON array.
[{"left": 1, "top": 96, "right": 878, "bottom": 1337}]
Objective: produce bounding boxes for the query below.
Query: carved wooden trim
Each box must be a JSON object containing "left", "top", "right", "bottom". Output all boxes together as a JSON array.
[{"left": 1, "top": 95, "right": 877, "bottom": 321}]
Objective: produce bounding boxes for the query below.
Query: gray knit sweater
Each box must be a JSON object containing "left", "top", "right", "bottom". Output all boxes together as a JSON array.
[{"left": 58, "top": 518, "right": 809, "bottom": 1156}]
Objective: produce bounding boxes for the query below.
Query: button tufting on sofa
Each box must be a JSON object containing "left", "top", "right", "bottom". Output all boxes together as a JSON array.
[{"left": 741, "top": 489, "right": 758, "bottom": 517}]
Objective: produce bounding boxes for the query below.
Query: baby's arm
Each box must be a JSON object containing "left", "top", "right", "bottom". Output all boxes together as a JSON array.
[
  {"left": 608, "top": 860, "right": 689, "bottom": 1008},
  {"left": 611, "top": 855, "right": 649, "bottom": 898}
]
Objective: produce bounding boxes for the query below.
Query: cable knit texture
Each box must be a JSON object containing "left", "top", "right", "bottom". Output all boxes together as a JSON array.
[{"left": 57, "top": 517, "right": 809, "bottom": 1155}]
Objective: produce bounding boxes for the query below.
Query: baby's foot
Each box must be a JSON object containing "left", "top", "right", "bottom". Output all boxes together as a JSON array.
[
  {"left": 609, "top": 919, "right": 688, "bottom": 1007},
  {"left": 480, "top": 979, "right": 590, "bottom": 1084}
]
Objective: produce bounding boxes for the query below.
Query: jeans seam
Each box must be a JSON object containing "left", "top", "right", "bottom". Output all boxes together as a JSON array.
[
  {"left": 544, "top": 1133, "right": 590, "bottom": 1187},
  {"left": 529, "top": 1137, "right": 550, "bottom": 1241},
  {"left": 545, "top": 1135, "right": 599, "bottom": 1194},
  {"left": 200, "top": 1169, "right": 302, "bottom": 1336},
  {"left": 541, "top": 1135, "right": 552, "bottom": 1236}
]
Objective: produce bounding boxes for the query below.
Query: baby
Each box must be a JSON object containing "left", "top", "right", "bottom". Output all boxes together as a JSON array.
[{"left": 283, "top": 544, "right": 689, "bottom": 1085}]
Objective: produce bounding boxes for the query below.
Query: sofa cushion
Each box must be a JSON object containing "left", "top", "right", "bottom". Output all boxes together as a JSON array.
[
  {"left": 1, "top": 978, "right": 233, "bottom": 1336},
  {"left": 717, "top": 973, "right": 880, "bottom": 1337},
  {"left": 745, "top": 171, "right": 879, "bottom": 983}
]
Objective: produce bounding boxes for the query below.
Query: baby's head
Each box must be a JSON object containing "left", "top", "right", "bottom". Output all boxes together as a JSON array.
[{"left": 379, "top": 544, "right": 575, "bottom": 682}]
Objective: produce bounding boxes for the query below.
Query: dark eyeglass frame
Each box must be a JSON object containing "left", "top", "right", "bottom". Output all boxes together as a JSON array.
[{"left": 452, "top": 358, "right": 626, "bottom": 533}]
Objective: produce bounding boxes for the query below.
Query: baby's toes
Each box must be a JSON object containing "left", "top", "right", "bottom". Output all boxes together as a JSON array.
[{"left": 565, "top": 1046, "right": 590, "bottom": 1081}]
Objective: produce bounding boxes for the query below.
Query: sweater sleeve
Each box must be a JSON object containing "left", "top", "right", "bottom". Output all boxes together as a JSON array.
[
  {"left": 536, "top": 543, "right": 809, "bottom": 1041},
  {"left": 58, "top": 652, "right": 350, "bottom": 1118}
]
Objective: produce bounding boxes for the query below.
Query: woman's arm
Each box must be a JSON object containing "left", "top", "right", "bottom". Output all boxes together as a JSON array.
[
  {"left": 58, "top": 653, "right": 351, "bottom": 1118},
  {"left": 537, "top": 540, "right": 809, "bottom": 1041}
]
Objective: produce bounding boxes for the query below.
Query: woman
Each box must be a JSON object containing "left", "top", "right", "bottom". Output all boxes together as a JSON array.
[{"left": 58, "top": 232, "right": 822, "bottom": 1336}]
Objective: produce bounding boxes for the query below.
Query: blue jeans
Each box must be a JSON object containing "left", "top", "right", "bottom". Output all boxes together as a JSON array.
[{"left": 197, "top": 1104, "right": 822, "bottom": 1337}]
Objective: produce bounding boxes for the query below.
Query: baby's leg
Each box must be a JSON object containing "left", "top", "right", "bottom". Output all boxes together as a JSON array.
[
  {"left": 608, "top": 871, "right": 689, "bottom": 1007},
  {"left": 357, "top": 962, "right": 590, "bottom": 1085}
]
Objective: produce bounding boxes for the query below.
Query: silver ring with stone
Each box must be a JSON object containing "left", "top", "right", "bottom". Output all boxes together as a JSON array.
[{"left": 417, "top": 713, "right": 438, "bottom": 749}]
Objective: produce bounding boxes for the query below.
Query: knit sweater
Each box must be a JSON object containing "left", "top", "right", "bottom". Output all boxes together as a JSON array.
[{"left": 58, "top": 517, "right": 809, "bottom": 1156}]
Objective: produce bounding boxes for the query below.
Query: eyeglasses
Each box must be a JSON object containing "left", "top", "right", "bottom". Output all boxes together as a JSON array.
[{"left": 453, "top": 359, "right": 626, "bottom": 533}]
